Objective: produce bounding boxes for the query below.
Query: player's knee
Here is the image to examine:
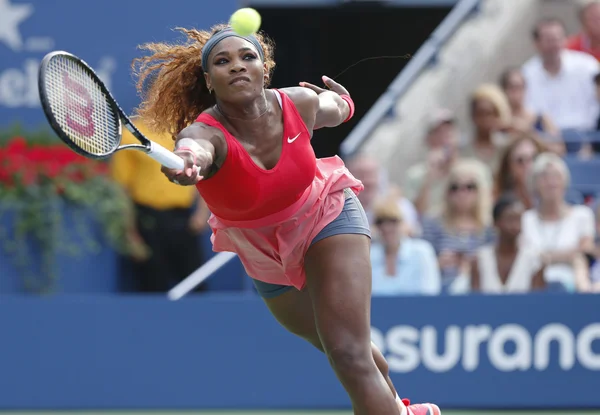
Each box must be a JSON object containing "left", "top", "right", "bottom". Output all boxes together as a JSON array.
[{"left": 326, "top": 342, "right": 373, "bottom": 376}]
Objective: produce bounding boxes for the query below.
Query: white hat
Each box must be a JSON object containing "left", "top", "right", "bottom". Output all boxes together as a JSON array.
[{"left": 427, "top": 108, "right": 455, "bottom": 133}]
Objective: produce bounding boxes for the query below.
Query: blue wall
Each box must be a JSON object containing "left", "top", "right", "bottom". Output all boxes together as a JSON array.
[
  {"left": 0, "top": 294, "right": 598, "bottom": 410},
  {"left": 0, "top": 0, "right": 238, "bottom": 127}
]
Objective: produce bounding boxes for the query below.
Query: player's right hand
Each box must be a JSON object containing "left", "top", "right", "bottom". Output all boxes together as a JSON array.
[{"left": 161, "top": 149, "right": 203, "bottom": 186}]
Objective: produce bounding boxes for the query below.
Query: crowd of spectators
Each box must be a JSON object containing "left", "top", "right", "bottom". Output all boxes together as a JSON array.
[{"left": 354, "top": 3, "right": 600, "bottom": 296}]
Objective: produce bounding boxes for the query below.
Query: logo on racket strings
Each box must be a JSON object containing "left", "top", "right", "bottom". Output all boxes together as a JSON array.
[{"left": 62, "top": 71, "right": 95, "bottom": 137}]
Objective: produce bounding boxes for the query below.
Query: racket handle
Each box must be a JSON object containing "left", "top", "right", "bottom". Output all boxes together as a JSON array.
[{"left": 147, "top": 141, "right": 185, "bottom": 170}]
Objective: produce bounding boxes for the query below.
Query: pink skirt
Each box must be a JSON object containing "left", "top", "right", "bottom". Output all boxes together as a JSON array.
[{"left": 208, "top": 156, "right": 363, "bottom": 290}]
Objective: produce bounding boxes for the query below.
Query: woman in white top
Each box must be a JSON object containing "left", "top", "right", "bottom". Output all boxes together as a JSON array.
[
  {"left": 521, "top": 153, "right": 595, "bottom": 292},
  {"left": 471, "top": 194, "right": 545, "bottom": 293}
]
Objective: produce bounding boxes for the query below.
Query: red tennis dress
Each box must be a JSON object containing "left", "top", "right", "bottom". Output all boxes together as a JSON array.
[{"left": 195, "top": 89, "right": 362, "bottom": 289}]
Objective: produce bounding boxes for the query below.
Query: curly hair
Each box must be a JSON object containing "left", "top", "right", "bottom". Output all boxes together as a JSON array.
[{"left": 132, "top": 24, "right": 276, "bottom": 139}]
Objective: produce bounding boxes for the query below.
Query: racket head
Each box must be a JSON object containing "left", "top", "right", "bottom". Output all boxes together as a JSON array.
[{"left": 38, "top": 51, "right": 124, "bottom": 160}]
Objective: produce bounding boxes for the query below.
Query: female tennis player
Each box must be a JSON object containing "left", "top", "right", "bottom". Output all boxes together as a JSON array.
[{"left": 134, "top": 25, "right": 440, "bottom": 415}]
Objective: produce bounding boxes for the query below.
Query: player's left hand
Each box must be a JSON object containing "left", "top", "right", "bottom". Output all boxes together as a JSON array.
[{"left": 300, "top": 75, "right": 349, "bottom": 97}]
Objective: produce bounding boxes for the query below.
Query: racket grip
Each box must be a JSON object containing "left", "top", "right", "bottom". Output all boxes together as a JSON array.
[{"left": 147, "top": 141, "right": 185, "bottom": 170}]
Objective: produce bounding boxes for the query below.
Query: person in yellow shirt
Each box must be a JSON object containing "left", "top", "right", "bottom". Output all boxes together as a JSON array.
[{"left": 111, "top": 116, "right": 210, "bottom": 292}]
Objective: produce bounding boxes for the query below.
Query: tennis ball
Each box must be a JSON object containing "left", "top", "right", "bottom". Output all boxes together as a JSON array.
[{"left": 230, "top": 8, "right": 261, "bottom": 36}]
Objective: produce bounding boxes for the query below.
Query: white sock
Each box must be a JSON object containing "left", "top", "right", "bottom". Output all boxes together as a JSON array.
[{"left": 396, "top": 394, "right": 408, "bottom": 415}]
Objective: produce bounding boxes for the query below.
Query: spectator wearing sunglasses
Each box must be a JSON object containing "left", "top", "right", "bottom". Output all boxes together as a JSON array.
[
  {"left": 494, "top": 133, "right": 547, "bottom": 209},
  {"left": 370, "top": 197, "right": 441, "bottom": 296},
  {"left": 461, "top": 84, "right": 513, "bottom": 175},
  {"left": 421, "top": 159, "right": 494, "bottom": 293}
]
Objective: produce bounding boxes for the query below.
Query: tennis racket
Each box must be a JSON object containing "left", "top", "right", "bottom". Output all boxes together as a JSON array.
[{"left": 38, "top": 51, "right": 185, "bottom": 170}]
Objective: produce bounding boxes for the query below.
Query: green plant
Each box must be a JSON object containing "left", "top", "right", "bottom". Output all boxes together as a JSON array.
[{"left": 0, "top": 129, "right": 140, "bottom": 293}]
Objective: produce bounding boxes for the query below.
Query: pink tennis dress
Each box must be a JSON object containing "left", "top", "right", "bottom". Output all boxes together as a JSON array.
[{"left": 195, "top": 89, "right": 363, "bottom": 290}]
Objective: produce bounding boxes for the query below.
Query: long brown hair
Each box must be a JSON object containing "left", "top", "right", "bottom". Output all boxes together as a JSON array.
[
  {"left": 132, "top": 24, "right": 276, "bottom": 139},
  {"left": 495, "top": 133, "right": 546, "bottom": 195}
]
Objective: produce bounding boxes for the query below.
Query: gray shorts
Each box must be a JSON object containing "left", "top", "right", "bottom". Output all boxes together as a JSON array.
[{"left": 252, "top": 188, "right": 371, "bottom": 298}]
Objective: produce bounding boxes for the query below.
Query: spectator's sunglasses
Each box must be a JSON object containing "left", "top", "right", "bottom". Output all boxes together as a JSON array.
[
  {"left": 512, "top": 154, "right": 536, "bottom": 165},
  {"left": 449, "top": 182, "right": 478, "bottom": 193},
  {"left": 375, "top": 217, "right": 400, "bottom": 226}
]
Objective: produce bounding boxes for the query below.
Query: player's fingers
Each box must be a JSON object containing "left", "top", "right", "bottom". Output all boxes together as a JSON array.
[
  {"left": 174, "top": 150, "right": 198, "bottom": 178},
  {"left": 170, "top": 166, "right": 203, "bottom": 186},
  {"left": 161, "top": 166, "right": 183, "bottom": 180},
  {"left": 170, "top": 174, "right": 192, "bottom": 186},
  {"left": 322, "top": 75, "right": 349, "bottom": 95},
  {"left": 299, "top": 81, "right": 327, "bottom": 94},
  {"left": 191, "top": 165, "right": 204, "bottom": 183}
]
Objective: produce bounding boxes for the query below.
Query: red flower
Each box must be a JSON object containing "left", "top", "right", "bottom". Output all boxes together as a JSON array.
[
  {"left": 53, "top": 145, "right": 85, "bottom": 166},
  {"left": 0, "top": 135, "right": 112, "bottom": 189},
  {"left": 5, "top": 136, "right": 27, "bottom": 157},
  {"left": 44, "top": 161, "right": 63, "bottom": 179}
]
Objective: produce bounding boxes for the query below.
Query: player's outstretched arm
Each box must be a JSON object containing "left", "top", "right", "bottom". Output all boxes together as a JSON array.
[
  {"left": 161, "top": 122, "right": 225, "bottom": 186},
  {"left": 299, "top": 76, "right": 354, "bottom": 130}
]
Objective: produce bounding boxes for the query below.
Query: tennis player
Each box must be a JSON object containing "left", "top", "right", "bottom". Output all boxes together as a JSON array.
[{"left": 134, "top": 25, "right": 440, "bottom": 415}]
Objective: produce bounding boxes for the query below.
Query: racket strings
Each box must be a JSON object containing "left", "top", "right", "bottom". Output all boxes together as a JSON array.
[{"left": 44, "top": 56, "right": 120, "bottom": 156}]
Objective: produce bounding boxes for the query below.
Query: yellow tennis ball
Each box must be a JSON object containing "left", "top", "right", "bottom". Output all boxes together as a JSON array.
[{"left": 230, "top": 8, "right": 261, "bottom": 36}]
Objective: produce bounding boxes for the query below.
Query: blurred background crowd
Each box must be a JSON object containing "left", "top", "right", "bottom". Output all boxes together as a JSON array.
[{"left": 352, "top": 5, "right": 600, "bottom": 296}]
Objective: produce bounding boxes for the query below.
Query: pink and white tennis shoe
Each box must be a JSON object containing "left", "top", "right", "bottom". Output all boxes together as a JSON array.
[{"left": 400, "top": 398, "right": 441, "bottom": 415}]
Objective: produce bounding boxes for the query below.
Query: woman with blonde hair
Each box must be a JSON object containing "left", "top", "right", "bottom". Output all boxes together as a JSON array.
[
  {"left": 521, "top": 153, "right": 595, "bottom": 292},
  {"left": 421, "top": 158, "right": 494, "bottom": 292},
  {"left": 461, "top": 83, "right": 513, "bottom": 174},
  {"left": 494, "top": 133, "right": 546, "bottom": 209}
]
